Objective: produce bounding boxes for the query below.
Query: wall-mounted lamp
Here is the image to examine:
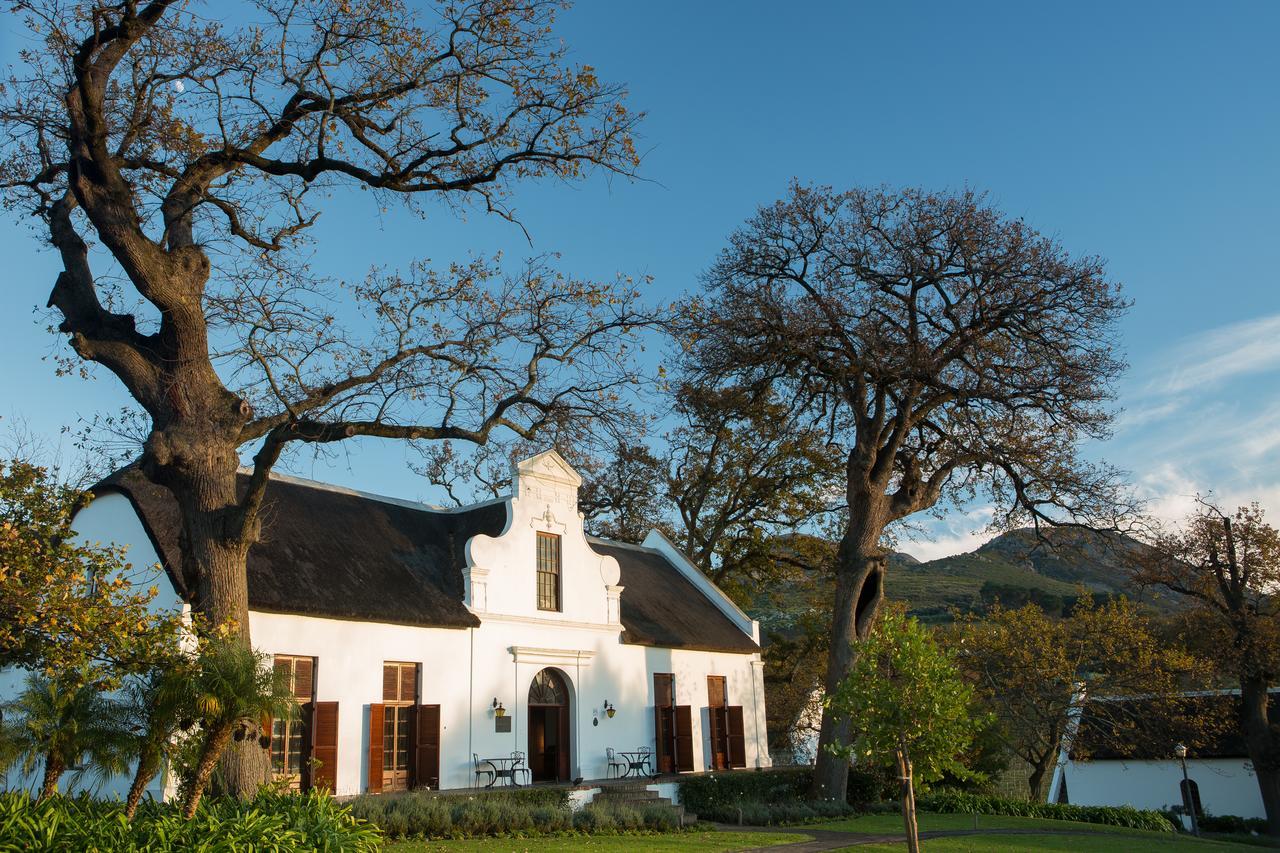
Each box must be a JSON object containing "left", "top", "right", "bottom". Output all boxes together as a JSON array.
[
  {"left": 492, "top": 698, "right": 506, "bottom": 718},
  {"left": 603, "top": 700, "right": 616, "bottom": 719}
]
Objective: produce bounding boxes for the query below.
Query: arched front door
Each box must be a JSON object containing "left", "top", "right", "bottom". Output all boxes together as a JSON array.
[{"left": 527, "top": 668, "right": 571, "bottom": 782}]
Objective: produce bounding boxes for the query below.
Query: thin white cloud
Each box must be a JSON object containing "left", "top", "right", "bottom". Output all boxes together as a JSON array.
[
  {"left": 899, "top": 506, "right": 998, "bottom": 562},
  {"left": 1153, "top": 313, "right": 1280, "bottom": 395}
]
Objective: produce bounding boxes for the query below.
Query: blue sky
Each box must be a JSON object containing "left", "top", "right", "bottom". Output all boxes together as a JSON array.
[{"left": 2, "top": 1, "right": 1278, "bottom": 560}]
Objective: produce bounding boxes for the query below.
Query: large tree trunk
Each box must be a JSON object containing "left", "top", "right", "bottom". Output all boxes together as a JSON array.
[
  {"left": 182, "top": 722, "right": 235, "bottom": 819},
  {"left": 1240, "top": 676, "right": 1280, "bottom": 836},
  {"left": 810, "top": 497, "right": 887, "bottom": 801},
  {"left": 124, "top": 746, "right": 161, "bottom": 820},
  {"left": 37, "top": 753, "right": 65, "bottom": 802},
  {"left": 1027, "top": 752, "right": 1055, "bottom": 802},
  {"left": 152, "top": 440, "right": 270, "bottom": 799}
]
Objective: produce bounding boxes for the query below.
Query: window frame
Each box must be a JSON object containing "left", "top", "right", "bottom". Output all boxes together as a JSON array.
[
  {"left": 270, "top": 654, "right": 315, "bottom": 785},
  {"left": 536, "top": 531, "right": 563, "bottom": 612},
  {"left": 381, "top": 662, "right": 418, "bottom": 792}
]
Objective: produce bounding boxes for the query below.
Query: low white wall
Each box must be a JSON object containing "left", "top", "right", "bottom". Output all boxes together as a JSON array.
[{"left": 1062, "top": 758, "right": 1264, "bottom": 819}]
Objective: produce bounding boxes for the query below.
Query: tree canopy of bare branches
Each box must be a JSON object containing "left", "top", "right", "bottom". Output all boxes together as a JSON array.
[
  {"left": 1, "top": 0, "right": 652, "bottom": 795},
  {"left": 683, "top": 183, "right": 1132, "bottom": 800}
]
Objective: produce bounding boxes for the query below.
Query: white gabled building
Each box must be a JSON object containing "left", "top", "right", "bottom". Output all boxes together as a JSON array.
[
  {"left": 2, "top": 450, "right": 770, "bottom": 800},
  {"left": 1049, "top": 690, "right": 1275, "bottom": 821}
]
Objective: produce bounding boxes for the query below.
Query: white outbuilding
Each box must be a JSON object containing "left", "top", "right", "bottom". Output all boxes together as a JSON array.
[{"left": 1049, "top": 691, "right": 1274, "bottom": 821}]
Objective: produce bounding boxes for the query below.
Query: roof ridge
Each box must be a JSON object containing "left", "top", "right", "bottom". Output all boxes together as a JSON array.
[
  {"left": 237, "top": 466, "right": 509, "bottom": 515},
  {"left": 586, "top": 535, "right": 662, "bottom": 554}
]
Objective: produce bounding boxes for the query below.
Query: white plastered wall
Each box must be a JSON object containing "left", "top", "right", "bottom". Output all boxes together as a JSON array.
[{"left": 1059, "top": 757, "right": 1265, "bottom": 818}]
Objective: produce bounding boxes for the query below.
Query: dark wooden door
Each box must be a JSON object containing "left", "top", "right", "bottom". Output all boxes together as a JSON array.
[
  {"left": 654, "top": 673, "right": 676, "bottom": 773},
  {"left": 527, "top": 668, "right": 570, "bottom": 782},
  {"left": 707, "top": 676, "right": 728, "bottom": 770},
  {"left": 727, "top": 705, "right": 746, "bottom": 769}
]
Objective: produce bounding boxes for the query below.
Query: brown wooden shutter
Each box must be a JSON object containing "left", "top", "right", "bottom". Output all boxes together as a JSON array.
[
  {"left": 296, "top": 705, "right": 310, "bottom": 791},
  {"left": 655, "top": 673, "right": 673, "bottom": 708},
  {"left": 368, "top": 703, "right": 384, "bottom": 793},
  {"left": 727, "top": 705, "right": 746, "bottom": 769},
  {"left": 674, "top": 705, "right": 694, "bottom": 772},
  {"left": 295, "top": 658, "right": 314, "bottom": 701},
  {"left": 401, "top": 665, "right": 417, "bottom": 703},
  {"left": 273, "top": 656, "right": 291, "bottom": 691},
  {"left": 707, "top": 676, "right": 726, "bottom": 708},
  {"left": 310, "top": 701, "right": 339, "bottom": 792},
  {"left": 412, "top": 704, "right": 441, "bottom": 790},
  {"left": 382, "top": 666, "right": 398, "bottom": 702}
]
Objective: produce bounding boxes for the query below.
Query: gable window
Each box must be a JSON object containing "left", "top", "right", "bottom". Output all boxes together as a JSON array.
[
  {"left": 271, "top": 655, "right": 315, "bottom": 786},
  {"left": 536, "top": 532, "right": 562, "bottom": 612}
]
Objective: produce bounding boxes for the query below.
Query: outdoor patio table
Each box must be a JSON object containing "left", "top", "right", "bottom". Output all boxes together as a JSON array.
[
  {"left": 480, "top": 756, "right": 525, "bottom": 787},
  {"left": 618, "top": 750, "right": 653, "bottom": 778}
]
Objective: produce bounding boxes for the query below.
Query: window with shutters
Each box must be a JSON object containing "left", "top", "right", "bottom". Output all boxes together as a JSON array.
[
  {"left": 536, "top": 532, "right": 562, "bottom": 612},
  {"left": 270, "top": 655, "right": 315, "bottom": 786},
  {"left": 382, "top": 662, "right": 418, "bottom": 792}
]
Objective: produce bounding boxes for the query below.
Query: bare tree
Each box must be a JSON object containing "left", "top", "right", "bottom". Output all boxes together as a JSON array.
[
  {"left": 1135, "top": 499, "right": 1280, "bottom": 834},
  {"left": 1, "top": 0, "right": 650, "bottom": 794},
  {"left": 577, "top": 382, "right": 842, "bottom": 604},
  {"left": 683, "top": 183, "right": 1132, "bottom": 800}
]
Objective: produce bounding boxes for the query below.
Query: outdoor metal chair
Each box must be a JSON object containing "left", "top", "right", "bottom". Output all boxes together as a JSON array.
[
  {"left": 473, "top": 753, "right": 495, "bottom": 788},
  {"left": 606, "top": 747, "right": 626, "bottom": 779},
  {"left": 510, "top": 750, "right": 532, "bottom": 785}
]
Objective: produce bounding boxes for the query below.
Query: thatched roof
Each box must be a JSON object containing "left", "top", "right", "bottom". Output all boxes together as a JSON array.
[
  {"left": 591, "top": 539, "right": 759, "bottom": 654},
  {"left": 1070, "top": 690, "right": 1280, "bottom": 761},
  {"left": 94, "top": 468, "right": 758, "bottom": 653}
]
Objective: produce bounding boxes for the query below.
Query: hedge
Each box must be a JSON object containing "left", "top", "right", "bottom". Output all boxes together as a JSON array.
[
  {"left": 919, "top": 791, "right": 1176, "bottom": 832},
  {"left": 677, "top": 767, "right": 886, "bottom": 825},
  {"left": 0, "top": 790, "right": 383, "bottom": 852},
  {"left": 346, "top": 788, "right": 681, "bottom": 839}
]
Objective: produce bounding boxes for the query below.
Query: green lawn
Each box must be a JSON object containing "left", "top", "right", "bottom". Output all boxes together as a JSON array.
[
  {"left": 387, "top": 830, "right": 809, "bottom": 852},
  {"left": 846, "top": 833, "right": 1245, "bottom": 851},
  {"left": 811, "top": 813, "right": 1154, "bottom": 835}
]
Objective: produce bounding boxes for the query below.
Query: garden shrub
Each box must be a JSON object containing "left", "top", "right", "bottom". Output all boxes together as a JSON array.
[
  {"left": 677, "top": 767, "right": 865, "bottom": 825},
  {"left": 1195, "top": 812, "right": 1268, "bottom": 834},
  {"left": 919, "top": 791, "right": 1176, "bottom": 832},
  {"left": 0, "top": 790, "right": 382, "bottom": 852},
  {"left": 345, "top": 787, "right": 680, "bottom": 839}
]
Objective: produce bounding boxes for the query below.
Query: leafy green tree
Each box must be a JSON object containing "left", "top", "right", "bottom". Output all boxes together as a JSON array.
[
  {"left": 955, "top": 595, "right": 1210, "bottom": 800},
  {"left": 0, "top": 459, "right": 184, "bottom": 681},
  {"left": 826, "top": 610, "right": 984, "bottom": 853},
  {"left": 1, "top": 671, "right": 132, "bottom": 801},
  {"left": 180, "top": 641, "right": 297, "bottom": 818}
]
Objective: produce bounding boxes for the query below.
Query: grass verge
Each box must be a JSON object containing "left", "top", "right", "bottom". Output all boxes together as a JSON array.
[{"left": 387, "top": 830, "right": 809, "bottom": 851}]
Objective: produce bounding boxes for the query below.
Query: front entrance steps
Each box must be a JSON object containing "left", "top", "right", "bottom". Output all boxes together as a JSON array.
[{"left": 590, "top": 780, "right": 697, "bottom": 827}]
